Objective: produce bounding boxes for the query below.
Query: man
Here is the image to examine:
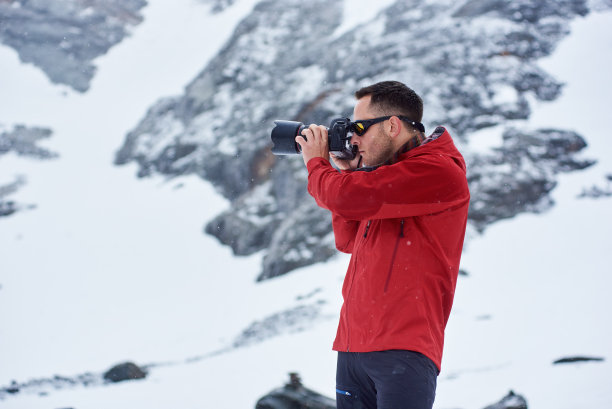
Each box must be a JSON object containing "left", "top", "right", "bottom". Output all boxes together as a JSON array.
[{"left": 295, "top": 81, "right": 470, "bottom": 409}]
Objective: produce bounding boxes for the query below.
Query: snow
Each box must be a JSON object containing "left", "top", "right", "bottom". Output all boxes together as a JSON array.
[
  {"left": 1, "top": 2, "right": 612, "bottom": 409},
  {"left": 437, "top": 11, "right": 612, "bottom": 409},
  {"left": 333, "top": 0, "right": 395, "bottom": 39},
  {"left": 468, "top": 125, "right": 505, "bottom": 153},
  {"left": 0, "top": 0, "right": 261, "bottom": 383}
]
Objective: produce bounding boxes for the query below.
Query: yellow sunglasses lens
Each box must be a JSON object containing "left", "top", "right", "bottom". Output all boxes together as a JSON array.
[{"left": 354, "top": 122, "right": 365, "bottom": 134}]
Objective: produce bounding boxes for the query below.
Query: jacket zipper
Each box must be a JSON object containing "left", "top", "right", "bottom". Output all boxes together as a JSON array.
[
  {"left": 363, "top": 220, "right": 372, "bottom": 237},
  {"left": 346, "top": 258, "right": 357, "bottom": 352},
  {"left": 384, "top": 219, "right": 404, "bottom": 293}
]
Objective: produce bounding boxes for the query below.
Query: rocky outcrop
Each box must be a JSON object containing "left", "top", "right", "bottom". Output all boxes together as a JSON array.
[
  {"left": 483, "top": 390, "right": 528, "bottom": 409},
  {"left": 0, "top": 124, "right": 57, "bottom": 159},
  {"left": 553, "top": 355, "right": 605, "bottom": 364},
  {"left": 103, "top": 362, "right": 147, "bottom": 382},
  {"left": 0, "top": 0, "right": 147, "bottom": 92},
  {"left": 0, "top": 361, "right": 147, "bottom": 400},
  {"left": 0, "top": 175, "right": 32, "bottom": 218},
  {"left": 232, "top": 302, "right": 326, "bottom": 348},
  {"left": 115, "top": 0, "right": 605, "bottom": 280},
  {"left": 0, "top": 125, "right": 57, "bottom": 218},
  {"left": 256, "top": 377, "right": 529, "bottom": 409},
  {"left": 467, "top": 128, "right": 594, "bottom": 231},
  {"left": 199, "top": 0, "right": 237, "bottom": 13},
  {"left": 256, "top": 373, "right": 335, "bottom": 409},
  {"left": 578, "top": 173, "right": 612, "bottom": 198}
]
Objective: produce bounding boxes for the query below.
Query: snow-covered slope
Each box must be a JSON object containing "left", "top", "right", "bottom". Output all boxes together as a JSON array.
[
  {"left": 0, "top": 0, "right": 266, "bottom": 385},
  {"left": 1, "top": 1, "right": 611, "bottom": 409}
]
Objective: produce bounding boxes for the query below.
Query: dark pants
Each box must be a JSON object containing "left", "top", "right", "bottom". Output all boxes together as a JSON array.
[{"left": 336, "top": 350, "right": 438, "bottom": 409}]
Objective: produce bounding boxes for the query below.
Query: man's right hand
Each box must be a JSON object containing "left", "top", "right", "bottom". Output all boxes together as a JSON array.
[{"left": 330, "top": 151, "right": 362, "bottom": 171}]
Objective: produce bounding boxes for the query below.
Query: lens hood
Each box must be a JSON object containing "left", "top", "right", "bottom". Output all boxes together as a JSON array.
[{"left": 271, "top": 120, "right": 304, "bottom": 155}]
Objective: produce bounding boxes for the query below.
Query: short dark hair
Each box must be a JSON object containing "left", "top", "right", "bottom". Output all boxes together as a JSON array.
[{"left": 355, "top": 81, "right": 423, "bottom": 122}]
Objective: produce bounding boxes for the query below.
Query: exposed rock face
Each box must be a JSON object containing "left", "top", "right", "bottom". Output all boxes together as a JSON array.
[
  {"left": 0, "top": 125, "right": 58, "bottom": 159},
  {"left": 0, "top": 0, "right": 147, "bottom": 92},
  {"left": 232, "top": 302, "right": 326, "bottom": 348},
  {"left": 115, "top": 0, "right": 604, "bottom": 280},
  {"left": 256, "top": 373, "right": 335, "bottom": 409},
  {"left": 0, "top": 124, "right": 57, "bottom": 218},
  {"left": 467, "top": 128, "right": 594, "bottom": 231}
]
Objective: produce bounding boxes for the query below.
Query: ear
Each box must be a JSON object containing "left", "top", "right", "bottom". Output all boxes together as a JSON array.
[{"left": 387, "top": 116, "right": 403, "bottom": 139}]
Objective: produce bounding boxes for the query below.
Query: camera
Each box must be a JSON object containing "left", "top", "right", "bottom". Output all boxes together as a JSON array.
[{"left": 270, "top": 117, "right": 357, "bottom": 160}]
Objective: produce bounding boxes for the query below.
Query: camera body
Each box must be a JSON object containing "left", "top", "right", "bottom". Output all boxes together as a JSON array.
[{"left": 270, "top": 117, "right": 357, "bottom": 160}]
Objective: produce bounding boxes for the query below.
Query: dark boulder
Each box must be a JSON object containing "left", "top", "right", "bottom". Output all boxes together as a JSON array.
[
  {"left": 103, "top": 362, "right": 147, "bottom": 383},
  {"left": 553, "top": 356, "right": 605, "bottom": 364},
  {"left": 256, "top": 373, "right": 335, "bottom": 409}
]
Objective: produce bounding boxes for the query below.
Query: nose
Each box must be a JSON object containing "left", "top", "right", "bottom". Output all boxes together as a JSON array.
[{"left": 351, "top": 134, "right": 360, "bottom": 146}]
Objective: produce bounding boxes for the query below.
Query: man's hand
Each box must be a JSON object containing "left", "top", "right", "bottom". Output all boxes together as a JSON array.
[
  {"left": 330, "top": 151, "right": 362, "bottom": 171},
  {"left": 295, "top": 124, "right": 329, "bottom": 166}
]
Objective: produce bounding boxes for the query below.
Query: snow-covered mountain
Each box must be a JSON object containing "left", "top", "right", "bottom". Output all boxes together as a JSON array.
[
  {"left": 1, "top": 0, "right": 611, "bottom": 408},
  {"left": 114, "top": 0, "right": 603, "bottom": 280}
]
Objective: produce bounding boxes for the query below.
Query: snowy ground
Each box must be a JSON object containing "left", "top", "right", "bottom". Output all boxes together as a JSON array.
[{"left": 1, "top": 1, "right": 611, "bottom": 408}]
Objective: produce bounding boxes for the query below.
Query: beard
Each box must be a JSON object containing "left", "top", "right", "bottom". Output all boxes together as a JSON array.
[{"left": 362, "top": 126, "right": 395, "bottom": 167}]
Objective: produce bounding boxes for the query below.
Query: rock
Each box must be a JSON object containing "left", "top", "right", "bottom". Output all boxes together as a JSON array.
[
  {"left": 232, "top": 303, "right": 323, "bottom": 348},
  {"left": 553, "top": 356, "right": 605, "bottom": 364},
  {"left": 0, "top": 200, "right": 19, "bottom": 218},
  {"left": 4, "top": 381, "right": 20, "bottom": 394},
  {"left": 0, "top": 125, "right": 57, "bottom": 159},
  {"left": 0, "top": 176, "right": 35, "bottom": 219},
  {"left": 103, "top": 362, "right": 147, "bottom": 383},
  {"left": 0, "top": 368, "right": 103, "bottom": 398},
  {"left": 483, "top": 390, "right": 528, "bottom": 409},
  {"left": 578, "top": 174, "right": 612, "bottom": 199},
  {"left": 0, "top": 124, "right": 57, "bottom": 219},
  {"left": 256, "top": 373, "right": 335, "bottom": 409},
  {"left": 0, "top": 0, "right": 147, "bottom": 92},
  {"left": 467, "top": 128, "right": 594, "bottom": 232}
]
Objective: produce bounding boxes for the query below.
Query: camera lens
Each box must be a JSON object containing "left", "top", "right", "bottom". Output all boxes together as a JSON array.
[{"left": 270, "top": 120, "right": 305, "bottom": 155}]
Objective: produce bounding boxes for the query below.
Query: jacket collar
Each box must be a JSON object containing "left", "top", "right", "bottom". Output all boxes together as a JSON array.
[{"left": 356, "top": 127, "right": 445, "bottom": 172}]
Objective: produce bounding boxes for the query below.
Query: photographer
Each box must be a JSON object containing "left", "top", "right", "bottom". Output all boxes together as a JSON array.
[{"left": 295, "top": 81, "right": 470, "bottom": 409}]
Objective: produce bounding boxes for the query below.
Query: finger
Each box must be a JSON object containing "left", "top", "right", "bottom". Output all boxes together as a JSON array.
[
  {"left": 295, "top": 134, "right": 307, "bottom": 148},
  {"left": 307, "top": 124, "right": 320, "bottom": 141},
  {"left": 308, "top": 124, "right": 328, "bottom": 145},
  {"left": 301, "top": 127, "right": 315, "bottom": 141},
  {"left": 318, "top": 125, "right": 328, "bottom": 144}
]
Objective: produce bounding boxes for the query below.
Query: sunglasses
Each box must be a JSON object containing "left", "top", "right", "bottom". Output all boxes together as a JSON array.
[{"left": 350, "top": 116, "right": 425, "bottom": 136}]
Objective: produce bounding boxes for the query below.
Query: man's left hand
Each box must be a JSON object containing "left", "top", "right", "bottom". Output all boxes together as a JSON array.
[{"left": 295, "top": 124, "right": 329, "bottom": 166}]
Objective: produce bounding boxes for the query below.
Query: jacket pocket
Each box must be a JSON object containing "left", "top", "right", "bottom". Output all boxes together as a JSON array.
[
  {"left": 384, "top": 219, "right": 404, "bottom": 293},
  {"left": 336, "top": 385, "right": 364, "bottom": 408}
]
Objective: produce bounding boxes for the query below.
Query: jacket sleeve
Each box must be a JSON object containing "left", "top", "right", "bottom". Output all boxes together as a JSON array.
[
  {"left": 306, "top": 155, "right": 469, "bottom": 221},
  {"left": 332, "top": 212, "right": 359, "bottom": 254}
]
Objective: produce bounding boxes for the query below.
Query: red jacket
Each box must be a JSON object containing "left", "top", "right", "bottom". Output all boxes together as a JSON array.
[{"left": 306, "top": 127, "right": 470, "bottom": 371}]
